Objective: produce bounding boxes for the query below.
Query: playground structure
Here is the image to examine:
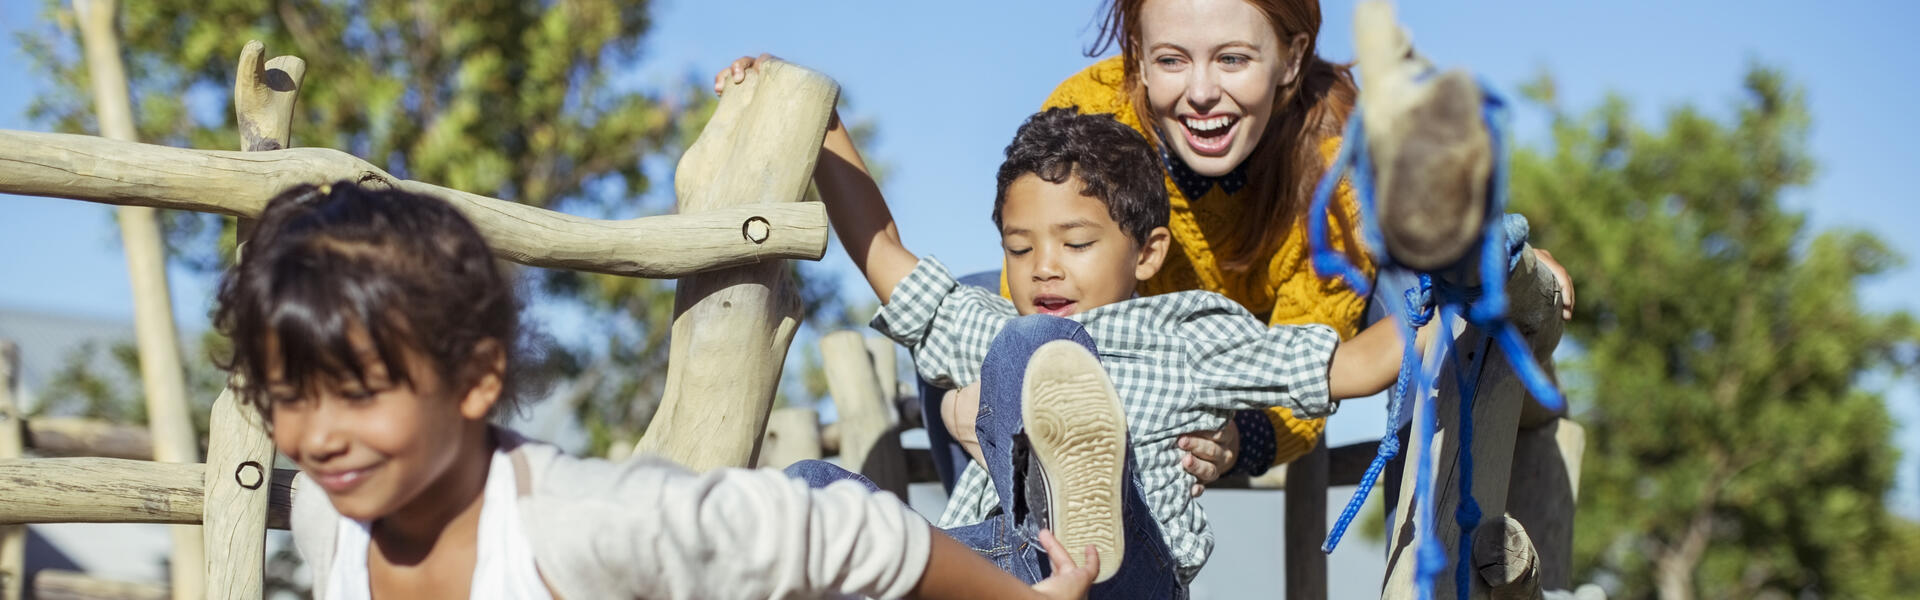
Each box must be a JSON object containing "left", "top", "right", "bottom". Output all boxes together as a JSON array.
[{"left": 0, "top": 13, "right": 1588, "bottom": 600}]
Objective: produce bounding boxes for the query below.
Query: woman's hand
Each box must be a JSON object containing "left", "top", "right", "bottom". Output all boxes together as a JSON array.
[
  {"left": 712, "top": 53, "right": 775, "bottom": 95},
  {"left": 1534, "top": 248, "right": 1575, "bottom": 321},
  {"left": 1176, "top": 420, "right": 1241, "bottom": 496},
  {"left": 1030, "top": 530, "right": 1098, "bottom": 599}
]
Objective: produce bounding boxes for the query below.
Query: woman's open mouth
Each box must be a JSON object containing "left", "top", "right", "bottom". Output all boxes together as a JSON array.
[{"left": 1180, "top": 114, "right": 1239, "bottom": 156}]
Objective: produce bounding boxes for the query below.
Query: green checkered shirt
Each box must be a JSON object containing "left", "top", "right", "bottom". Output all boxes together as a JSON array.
[{"left": 870, "top": 257, "right": 1340, "bottom": 581}]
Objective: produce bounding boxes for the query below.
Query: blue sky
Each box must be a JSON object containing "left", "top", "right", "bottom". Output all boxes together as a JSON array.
[{"left": 1, "top": 0, "right": 1914, "bottom": 525}]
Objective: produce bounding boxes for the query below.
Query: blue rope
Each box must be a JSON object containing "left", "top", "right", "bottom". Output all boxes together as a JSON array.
[{"left": 1309, "top": 79, "right": 1565, "bottom": 599}]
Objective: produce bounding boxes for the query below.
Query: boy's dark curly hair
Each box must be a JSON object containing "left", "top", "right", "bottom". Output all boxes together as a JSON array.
[
  {"left": 992, "top": 107, "right": 1169, "bottom": 244},
  {"left": 214, "top": 181, "right": 542, "bottom": 422}
]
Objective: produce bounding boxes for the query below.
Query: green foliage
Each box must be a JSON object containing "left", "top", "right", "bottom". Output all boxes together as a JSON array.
[
  {"left": 1510, "top": 66, "right": 1920, "bottom": 598},
  {"left": 32, "top": 329, "right": 232, "bottom": 448}
]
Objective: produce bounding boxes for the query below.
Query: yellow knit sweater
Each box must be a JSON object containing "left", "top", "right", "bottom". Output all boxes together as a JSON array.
[{"left": 1033, "top": 56, "right": 1375, "bottom": 465}]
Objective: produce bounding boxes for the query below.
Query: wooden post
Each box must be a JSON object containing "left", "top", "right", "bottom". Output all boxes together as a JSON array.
[
  {"left": 1383, "top": 248, "right": 1564, "bottom": 600},
  {"left": 866, "top": 336, "right": 900, "bottom": 409},
  {"left": 199, "top": 40, "right": 305, "bottom": 599},
  {"left": 1506, "top": 419, "right": 1584, "bottom": 590},
  {"left": 755, "top": 407, "right": 823, "bottom": 470},
  {"left": 1, "top": 341, "right": 24, "bottom": 600},
  {"left": 1285, "top": 439, "right": 1329, "bottom": 600},
  {"left": 0, "top": 458, "right": 299, "bottom": 528},
  {"left": 820, "top": 331, "right": 908, "bottom": 497},
  {"left": 636, "top": 58, "right": 837, "bottom": 470},
  {"left": 72, "top": 1, "right": 205, "bottom": 596}
]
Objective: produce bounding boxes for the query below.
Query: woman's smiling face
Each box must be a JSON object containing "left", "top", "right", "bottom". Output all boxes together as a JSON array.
[{"left": 1138, "top": 0, "right": 1299, "bottom": 176}]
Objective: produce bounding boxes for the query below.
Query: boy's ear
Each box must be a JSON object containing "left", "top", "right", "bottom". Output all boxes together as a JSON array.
[
  {"left": 1134, "top": 226, "right": 1173, "bottom": 282},
  {"left": 457, "top": 338, "right": 506, "bottom": 421}
]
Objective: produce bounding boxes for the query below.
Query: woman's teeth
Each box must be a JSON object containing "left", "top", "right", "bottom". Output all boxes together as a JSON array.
[{"left": 1184, "top": 115, "right": 1235, "bottom": 133}]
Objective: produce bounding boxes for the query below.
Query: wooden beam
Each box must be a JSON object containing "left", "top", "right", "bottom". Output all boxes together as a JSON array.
[
  {"left": 1284, "top": 440, "right": 1329, "bottom": 600},
  {"left": 1, "top": 341, "right": 25, "bottom": 600},
  {"left": 0, "top": 130, "right": 830, "bottom": 280},
  {"left": 201, "top": 41, "right": 301, "bottom": 599},
  {"left": 0, "top": 458, "right": 298, "bottom": 530},
  {"left": 638, "top": 58, "right": 836, "bottom": 470},
  {"left": 22, "top": 417, "right": 155, "bottom": 460},
  {"left": 31, "top": 569, "right": 168, "bottom": 600},
  {"left": 820, "top": 331, "right": 907, "bottom": 498}
]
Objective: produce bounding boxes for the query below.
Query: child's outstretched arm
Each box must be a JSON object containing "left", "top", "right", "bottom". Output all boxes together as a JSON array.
[
  {"left": 916, "top": 529, "right": 1098, "bottom": 600},
  {"left": 1328, "top": 318, "right": 1437, "bottom": 400},
  {"left": 717, "top": 55, "right": 918, "bottom": 304}
]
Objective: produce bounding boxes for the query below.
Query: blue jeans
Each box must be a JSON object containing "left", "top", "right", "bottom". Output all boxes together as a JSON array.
[{"left": 791, "top": 315, "right": 1183, "bottom": 599}]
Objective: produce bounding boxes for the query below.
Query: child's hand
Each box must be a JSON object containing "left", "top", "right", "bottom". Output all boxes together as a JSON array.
[
  {"left": 1030, "top": 529, "right": 1098, "bottom": 599},
  {"left": 713, "top": 53, "right": 777, "bottom": 95},
  {"left": 1533, "top": 248, "right": 1575, "bottom": 321}
]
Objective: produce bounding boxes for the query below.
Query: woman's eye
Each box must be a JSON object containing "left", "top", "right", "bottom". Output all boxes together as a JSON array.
[
  {"left": 1220, "top": 55, "right": 1249, "bottom": 67},
  {"left": 1154, "top": 56, "right": 1185, "bottom": 69}
]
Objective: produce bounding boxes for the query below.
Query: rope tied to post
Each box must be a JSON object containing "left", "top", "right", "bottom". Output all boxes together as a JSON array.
[{"left": 1306, "top": 79, "right": 1564, "bottom": 600}]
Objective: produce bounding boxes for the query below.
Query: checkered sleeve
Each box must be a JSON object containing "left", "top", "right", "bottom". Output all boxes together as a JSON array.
[
  {"left": 868, "top": 256, "right": 1015, "bottom": 390},
  {"left": 1176, "top": 293, "right": 1341, "bottom": 417}
]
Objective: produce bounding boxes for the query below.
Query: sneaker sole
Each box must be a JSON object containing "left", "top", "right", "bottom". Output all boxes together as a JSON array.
[{"left": 1022, "top": 340, "right": 1127, "bottom": 583}]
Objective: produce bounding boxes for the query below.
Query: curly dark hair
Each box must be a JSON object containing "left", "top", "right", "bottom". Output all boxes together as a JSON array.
[
  {"left": 214, "top": 181, "right": 541, "bottom": 422},
  {"left": 993, "top": 107, "right": 1169, "bottom": 245}
]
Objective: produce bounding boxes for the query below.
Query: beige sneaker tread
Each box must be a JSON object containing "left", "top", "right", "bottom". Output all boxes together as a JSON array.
[{"left": 1022, "top": 340, "right": 1128, "bottom": 583}]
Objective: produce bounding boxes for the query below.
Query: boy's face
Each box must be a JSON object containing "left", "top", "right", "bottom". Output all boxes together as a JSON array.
[
  {"left": 267, "top": 329, "right": 498, "bottom": 523},
  {"left": 1000, "top": 173, "right": 1170, "bottom": 316}
]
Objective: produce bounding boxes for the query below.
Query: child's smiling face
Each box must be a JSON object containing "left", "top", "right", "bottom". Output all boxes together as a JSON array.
[
  {"left": 267, "top": 327, "right": 499, "bottom": 523},
  {"left": 999, "top": 173, "right": 1170, "bottom": 317}
]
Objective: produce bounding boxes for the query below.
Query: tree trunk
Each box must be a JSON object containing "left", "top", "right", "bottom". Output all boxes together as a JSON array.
[{"left": 72, "top": 1, "right": 205, "bottom": 596}]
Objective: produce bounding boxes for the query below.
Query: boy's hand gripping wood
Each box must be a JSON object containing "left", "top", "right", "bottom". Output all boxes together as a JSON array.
[{"left": 637, "top": 59, "right": 839, "bottom": 469}]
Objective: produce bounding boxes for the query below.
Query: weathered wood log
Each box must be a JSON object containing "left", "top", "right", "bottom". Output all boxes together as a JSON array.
[
  {"left": 1506, "top": 419, "right": 1584, "bottom": 590},
  {"left": 31, "top": 569, "right": 168, "bottom": 600},
  {"left": 638, "top": 58, "right": 836, "bottom": 470},
  {"left": 1, "top": 341, "right": 24, "bottom": 600},
  {"left": 866, "top": 337, "right": 899, "bottom": 410},
  {"left": 0, "top": 458, "right": 298, "bottom": 530},
  {"left": 0, "top": 130, "right": 830, "bottom": 280},
  {"left": 820, "top": 331, "right": 908, "bottom": 498},
  {"left": 201, "top": 41, "right": 302, "bottom": 600},
  {"left": 1285, "top": 440, "right": 1330, "bottom": 600},
  {"left": 755, "top": 406, "right": 823, "bottom": 470},
  {"left": 23, "top": 417, "right": 156, "bottom": 460},
  {"left": 1354, "top": 0, "right": 1490, "bottom": 271},
  {"left": 73, "top": 1, "right": 205, "bottom": 596},
  {"left": 1384, "top": 249, "right": 1564, "bottom": 600},
  {"left": 1473, "top": 515, "right": 1545, "bottom": 600}
]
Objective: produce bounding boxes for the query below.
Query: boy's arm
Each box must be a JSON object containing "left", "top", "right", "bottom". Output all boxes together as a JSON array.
[
  {"left": 1327, "top": 317, "right": 1436, "bottom": 400},
  {"left": 815, "top": 109, "right": 920, "bottom": 304},
  {"left": 914, "top": 530, "right": 1097, "bottom": 600}
]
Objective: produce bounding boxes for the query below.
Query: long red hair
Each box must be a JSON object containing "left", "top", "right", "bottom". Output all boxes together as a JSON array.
[{"left": 1091, "top": 0, "right": 1358, "bottom": 272}]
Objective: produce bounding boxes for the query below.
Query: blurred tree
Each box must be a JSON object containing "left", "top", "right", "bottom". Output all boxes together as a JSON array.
[
  {"left": 1510, "top": 66, "right": 1920, "bottom": 598},
  {"left": 16, "top": 0, "right": 880, "bottom": 459}
]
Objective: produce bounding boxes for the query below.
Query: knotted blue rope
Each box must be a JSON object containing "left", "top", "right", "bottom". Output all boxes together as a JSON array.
[{"left": 1308, "top": 79, "right": 1565, "bottom": 600}]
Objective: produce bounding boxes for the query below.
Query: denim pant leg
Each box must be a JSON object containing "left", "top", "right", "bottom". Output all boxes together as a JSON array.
[
  {"left": 915, "top": 269, "right": 1008, "bottom": 493},
  {"left": 975, "top": 315, "right": 1184, "bottom": 599},
  {"left": 784, "top": 459, "right": 882, "bottom": 492}
]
